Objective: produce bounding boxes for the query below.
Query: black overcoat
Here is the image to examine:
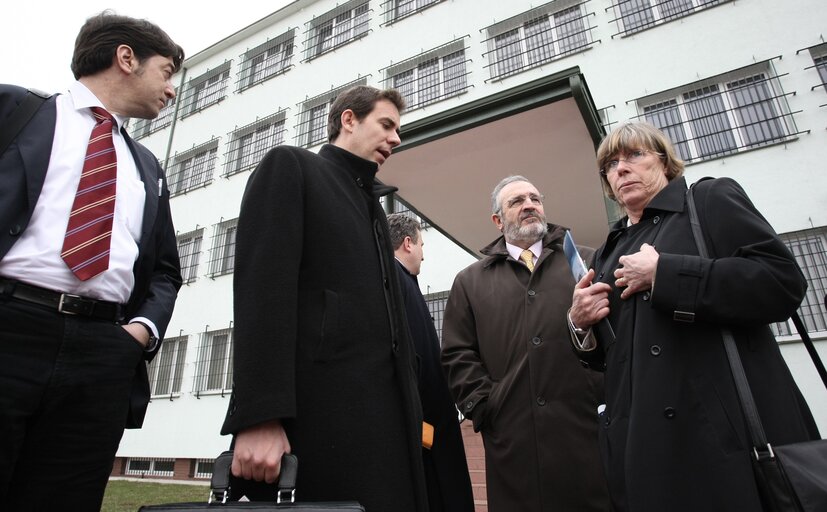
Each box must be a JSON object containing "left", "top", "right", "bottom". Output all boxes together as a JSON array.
[
  {"left": 222, "top": 144, "right": 427, "bottom": 512},
  {"left": 395, "top": 260, "right": 475, "bottom": 512},
  {"left": 577, "top": 177, "right": 819, "bottom": 511}
]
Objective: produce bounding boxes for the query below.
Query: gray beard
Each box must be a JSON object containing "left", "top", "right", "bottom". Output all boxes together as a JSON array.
[{"left": 504, "top": 219, "right": 547, "bottom": 244}]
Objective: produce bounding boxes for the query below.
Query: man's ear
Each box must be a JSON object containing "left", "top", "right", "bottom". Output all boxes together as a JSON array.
[
  {"left": 491, "top": 213, "right": 504, "bottom": 231},
  {"left": 115, "top": 44, "right": 137, "bottom": 74},
  {"left": 340, "top": 109, "right": 357, "bottom": 134},
  {"left": 402, "top": 236, "right": 413, "bottom": 253}
]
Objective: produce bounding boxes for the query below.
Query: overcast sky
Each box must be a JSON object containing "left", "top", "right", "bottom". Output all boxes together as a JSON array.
[{"left": 2, "top": 2, "right": 292, "bottom": 92}]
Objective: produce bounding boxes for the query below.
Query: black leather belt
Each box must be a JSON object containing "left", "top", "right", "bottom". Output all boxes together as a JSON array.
[{"left": 0, "top": 278, "right": 124, "bottom": 322}]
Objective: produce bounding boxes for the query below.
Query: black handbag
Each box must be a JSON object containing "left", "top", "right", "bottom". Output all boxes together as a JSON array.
[
  {"left": 686, "top": 181, "right": 827, "bottom": 512},
  {"left": 138, "top": 451, "right": 365, "bottom": 511}
]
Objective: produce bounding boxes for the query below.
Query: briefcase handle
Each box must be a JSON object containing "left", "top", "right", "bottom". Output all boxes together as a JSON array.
[{"left": 209, "top": 450, "right": 299, "bottom": 504}]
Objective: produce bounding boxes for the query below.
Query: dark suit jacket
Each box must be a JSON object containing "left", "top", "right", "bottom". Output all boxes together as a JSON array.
[{"left": 0, "top": 84, "right": 182, "bottom": 428}]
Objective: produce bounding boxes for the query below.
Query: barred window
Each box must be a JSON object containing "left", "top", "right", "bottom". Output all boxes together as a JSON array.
[
  {"left": 424, "top": 290, "right": 450, "bottom": 343},
  {"left": 237, "top": 29, "right": 296, "bottom": 92},
  {"left": 381, "top": 0, "right": 443, "bottom": 24},
  {"left": 131, "top": 99, "right": 176, "bottom": 141},
  {"left": 193, "top": 328, "right": 233, "bottom": 395},
  {"left": 383, "top": 39, "right": 471, "bottom": 111},
  {"left": 125, "top": 458, "right": 175, "bottom": 477},
  {"left": 295, "top": 78, "right": 367, "bottom": 148},
  {"left": 483, "top": 1, "right": 593, "bottom": 80},
  {"left": 168, "top": 140, "right": 218, "bottom": 197},
  {"left": 177, "top": 229, "right": 204, "bottom": 284},
  {"left": 806, "top": 43, "right": 827, "bottom": 94},
  {"left": 224, "top": 111, "right": 287, "bottom": 177},
  {"left": 148, "top": 335, "right": 188, "bottom": 397},
  {"left": 194, "top": 459, "right": 215, "bottom": 479},
  {"left": 180, "top": 63, "right": 232, "bottom": 118},
  {"left": 208, "top": 219, "right": 238, "bottom": 277},
  {"left": 304, "top": 0, "right": 370, "bottom": 61},
  {"left": 772, "top": 227, "right": 827, "bottom": 337},
  {"left": 638, "top": 61, "right": 800, "bottom": 164},
  {"left": 610, "top": 0, "right": 729, "bottom": 36}
]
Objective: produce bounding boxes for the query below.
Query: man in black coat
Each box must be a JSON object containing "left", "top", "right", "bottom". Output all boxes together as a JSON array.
[
  {"left": 222, "top": 86, "right": 428, "bottom": 512},
  {"left": 0, "top": 12, "right": 183, "bottom": 511},
  {"left": 388, "top": 213, "right": 476, "bottom": 512}
]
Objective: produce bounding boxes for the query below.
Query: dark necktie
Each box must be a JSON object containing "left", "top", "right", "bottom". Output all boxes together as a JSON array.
[{"left": 61, "top": 107, "right": 118, "bottom": 281}]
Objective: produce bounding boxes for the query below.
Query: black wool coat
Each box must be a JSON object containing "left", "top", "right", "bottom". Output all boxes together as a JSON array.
[
  {"left": 222, "top": 144, "right": 427, "bottom": 512},
  {"left": 577, "top": 177, "right": 819, "bottom": 512},
  {"left": 395, "top": 260, "right": 475, "bottom": 512}
]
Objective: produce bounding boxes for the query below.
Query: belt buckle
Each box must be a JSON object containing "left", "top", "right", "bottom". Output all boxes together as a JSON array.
[{"left": 58, "top": 293, "right": 82, "bottom": 315}]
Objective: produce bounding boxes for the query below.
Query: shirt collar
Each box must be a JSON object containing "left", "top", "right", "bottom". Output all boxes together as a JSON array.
[
  {"left": 68, "top": 81, "right": 126, "bottom": 130},
  {"left": 505, "top": 239, "right": 542, "bottom": 262}
]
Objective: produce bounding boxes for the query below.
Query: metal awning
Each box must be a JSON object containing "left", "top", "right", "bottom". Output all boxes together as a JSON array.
[{"left": 379, "top": 68, "right": 618, "bottom": 256}]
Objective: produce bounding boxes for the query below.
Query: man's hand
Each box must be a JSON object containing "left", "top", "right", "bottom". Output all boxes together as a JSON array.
[
  {"left": 232, "top": 420, "right": 291, "bottom": 483},
  {"left": 614, "top": 243, "right": 659, "bottom": 300},
  {"left": 122, "top": 322, "right": 150, "bottom": 348},
  {"left": 570, "top": 268, "right": 612, "bottom": 329}
]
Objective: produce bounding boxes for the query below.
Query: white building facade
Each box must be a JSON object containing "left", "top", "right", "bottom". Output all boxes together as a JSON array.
[{"left": 114, "top": 0, "right": 827, "bottom": 500}]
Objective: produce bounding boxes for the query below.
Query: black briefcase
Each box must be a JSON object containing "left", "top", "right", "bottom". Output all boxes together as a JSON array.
[{"left": 138, "top": 451, "right": 364, "bottom": 511}]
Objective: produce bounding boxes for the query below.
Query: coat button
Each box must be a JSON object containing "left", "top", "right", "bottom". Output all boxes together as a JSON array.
[
  {"left": 383, "top": 278, "right": 389, "bottom": 289},
  {"left": 531, "top": 336, "right": 541, "bottom": 346},
  {"left": 9, "top": 224, "right": 21, "bottom": 236},
  {"left": 653, "top": 216, "right": 660, "bottom": 224},
  {"left": 356, "top": 177, "right": 364, "bottom": 187},
  {"left": 536, "top": 397, "right": 546, "bottom": 406},
  {"left": 663, "top": 407, "right": 676, "bottom": 419},
  {"left": 650, "top": 345, "right": 662, "bottom": 356},
  {"left": 465, "top": 400, "right": 474, "bottom": 411},
  {"left": 392, "top": 341, "right": 398, "bottom": 352},
  {"left": 527, "top": 290, "right": 536, "bottom": 297},
  {"left": 643, "top": 291, "right": 651, "bottom": 301}
]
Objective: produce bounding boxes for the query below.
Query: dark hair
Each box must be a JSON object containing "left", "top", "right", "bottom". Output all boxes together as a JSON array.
[
  {"left": 71, "top": 10, "right": 184, "bottom": 79},
  {"left": 595, "top": 121, "right": 684, "bottom": 200},
  {"left": 387, "top": 213, "right": 421, "bottom": 250},
  {"left": 327, "top": 86, "right": 405, "bottom": 142}
]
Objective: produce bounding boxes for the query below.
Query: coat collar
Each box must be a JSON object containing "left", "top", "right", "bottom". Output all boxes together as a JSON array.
[
  {"left": 319, "top": 144, "right": 398, "bottom": 198},
  {"left": 480, "top": 223, "right": 568, "bottom": 269}
]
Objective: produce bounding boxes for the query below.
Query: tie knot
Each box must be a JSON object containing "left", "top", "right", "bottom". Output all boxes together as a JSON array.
[
  {"left": 520, "top": 249, "right": 535, "bottom": 272},
  {"left": 90, "top": 107, "right": 114, "bottom": 125}
]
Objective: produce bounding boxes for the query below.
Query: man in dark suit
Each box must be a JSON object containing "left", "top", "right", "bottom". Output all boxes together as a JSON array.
[
  {"left": 387, "top": 213, "right": 476, "bottom": 512},
  {"left": 0, "top": 12, "right": 183, "bottom": 511},
  {"left": 223, "top": 86, "right": 428, "bottom": 512}
]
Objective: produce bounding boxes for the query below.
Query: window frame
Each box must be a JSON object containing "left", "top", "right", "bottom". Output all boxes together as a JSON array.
[
  {"left": 636, "top": 60, "right": 799, "bottom": 164},
  {"left": 168, "top": 140, "right": 219, "bottom": 197},
  {"left": 208, "top": 219, "right": 239, "bottom": 278},
  {"left": 180, "top": 63, "right": 232, "bottom": 118},
  {"left": 611, "top": 0, "right": 729, "bottom": 37},
  {"left": 193, "top": 328, "right": 234, "bottom": 395},
  {"left": 304, "top": 0, "right": 370, "bottom": 61},
  {"left": 224, "top": 111, "right": 288, "bottom": 177},
  {"left": 237, "top": 29, "right": 296, "bottom": 92},
  {"left": 176, "top": 229, "right": 204, "bottom": 284},
  {"left": 148, "top": 335, "right": 188, "bottom": 398}
]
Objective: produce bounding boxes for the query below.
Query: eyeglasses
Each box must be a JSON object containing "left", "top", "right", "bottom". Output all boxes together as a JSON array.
[{"left": 600, "top": 149, "right": 661, "bottom": 176}]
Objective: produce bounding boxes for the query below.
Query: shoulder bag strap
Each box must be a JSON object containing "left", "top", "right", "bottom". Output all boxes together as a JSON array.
[
  {"left": 0, "top": 89, "right": 50, "bottom": 156},
  {"left": 686, "top": 182, "right": 771, "bottom": 452}
]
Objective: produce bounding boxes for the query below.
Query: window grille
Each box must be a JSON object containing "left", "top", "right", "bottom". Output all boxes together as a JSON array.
[
  {"left": 194, "top": 459, "right": 215, "bottom": 479},
  {"left": 177, "top": 229, "right": 204, "bottom": 284},
  {"left": 168, "top": 140, "right": 219, "bottom": 197},
  {"left": 424, "top": 290, "right": 450, "bottom": 343},
  {"left": 208, "top": 218, "right": 239, "bottom": 278},
  {"left": 303, "top": 0, "right": 370, "bottom": 61},
  {"left": 179, "top": 62, "right": 232, "bottom": 119},
  {"left": 125, "top": 458, "right": 175, "bottom": 477},
  {"left": 193, "top": 327, "right": 234, "bottom": 395},
  {"left": 803, "top": 43, "right": 827, "bottom": 95},
  {"left": 482, "top": 0, "right": 595, "bottom": 81},
  {"left": 634, "top": 60, "right": 804, "bottom": 164},
  {"left": 608, "top": 0, "right": 729, "bottom": 37},
  {"left": 295, "top": 77, "right": 367, "bottom": 148},
  {"left": 382, "top": 38, "right": 471, "bottom": 111},
  {"left": 771, "top": 227, "right": 827, "bottom": 337},
  {"left": 224, "top": 110, "right": 288, "bottom": 177},
  {"left": 237, "top": 29, "right": 296, "bottom": 92},
  {"left": 380, "top": 0, "right": 443, "bottom": 25},
  {"left": 131, "top": 99, "right": 176, "bottom": 141},
  {"left": 148, "top": 335, "right": 188, "bottom": 398}
]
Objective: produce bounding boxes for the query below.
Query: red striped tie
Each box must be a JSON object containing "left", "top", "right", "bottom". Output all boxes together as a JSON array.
[{"left": 61, "top": 107, "right": 118, "bottom": 281}]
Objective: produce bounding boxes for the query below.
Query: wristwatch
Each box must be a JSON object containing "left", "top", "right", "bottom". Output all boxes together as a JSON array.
[{"left": 133, "top": 321, "right": 159, "bottom": 352}]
